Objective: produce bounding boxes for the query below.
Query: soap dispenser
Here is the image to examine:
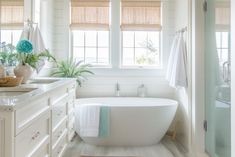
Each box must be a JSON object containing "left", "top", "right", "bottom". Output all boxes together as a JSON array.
[
  {"left": 0, "top": 65, "right": 6, "bottom": 78},
  {"left": 137, "top": 84, "right": 146, "bottom": 97}
]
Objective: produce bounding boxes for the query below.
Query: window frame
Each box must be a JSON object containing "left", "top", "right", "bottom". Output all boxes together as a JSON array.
[
  {"left": 120, "top": 30, "right": 162, "bottom": 69},
  {"left": 71, "top": 30, "right": 112, "bottom": 67},
  {"left": 70, "top": 0, "right": 165, "bottom": 76},
  {"left": 0, "top": 29, "right": 22, "bottom": 46}
]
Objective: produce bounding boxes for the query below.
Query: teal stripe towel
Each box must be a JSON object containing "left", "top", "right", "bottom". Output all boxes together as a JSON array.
[{"left": 99, "top": 106, "right": 110, "bottom": 137}]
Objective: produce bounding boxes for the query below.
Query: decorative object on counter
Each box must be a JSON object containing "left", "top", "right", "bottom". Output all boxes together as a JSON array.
[
  {"left": 0, "top": 76, "right": 23, "bottom": 87},
  {"left": 51, "top": 59, "right": 94, "bottom": 86},
  {"left": 14, "top": 40, "right": 56, "bottom": 83},
  {"left": 0, "top": 42, "right": 17, "bottom": 76},
  {"left": 14, "top": 40, "right": 34, "bottom": 83}
]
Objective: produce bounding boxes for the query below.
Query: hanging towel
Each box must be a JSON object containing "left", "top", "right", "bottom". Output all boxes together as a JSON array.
[
  {"left": 31, "top": 26, "right": 46, "bottom": 53},
  {"left": 166, "top": 32, "right": 188, "bottom": 88},
  {"left": 20, "top": 25, "right": 34, "bottom": 41},
  {"left": 166, "top": 33, "right": 180, "bottom": 81},
  {"left": 75, "top": 104, "right": 101, "bottom": 137},
  {"left": 99, "top": 106, "right": 110, "bottom": 137},
  {"left": 20, "top": 25, "right": 46, "bottom": 73}
]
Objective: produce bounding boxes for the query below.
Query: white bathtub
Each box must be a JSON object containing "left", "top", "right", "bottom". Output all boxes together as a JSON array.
[{"left": 75, "top": 97, "right": 178, "bottom": 146}]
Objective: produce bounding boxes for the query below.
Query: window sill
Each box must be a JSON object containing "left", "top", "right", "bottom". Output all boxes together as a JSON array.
[{"left": 89, "top": 67, "right": 165, "bottom": 77}]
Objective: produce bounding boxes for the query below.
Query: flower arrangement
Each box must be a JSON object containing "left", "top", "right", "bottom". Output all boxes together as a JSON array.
[
  {"left": 0, "top": 42, "right": 17, "bottom": 66},
  {"left": 15, "top": 39, "right": 56, "bottom": 71},
  {"left": 16, "top": 40, "right": 34, "bottom": 65}
]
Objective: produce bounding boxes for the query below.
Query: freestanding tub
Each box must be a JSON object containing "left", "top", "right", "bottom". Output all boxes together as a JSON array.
[{"left": 75, "top": 97, "right": 178, "bottom": 146}]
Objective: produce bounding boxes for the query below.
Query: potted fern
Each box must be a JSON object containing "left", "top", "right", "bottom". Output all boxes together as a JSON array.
[{"left": 51, "top": 59, "right": 94, "bottom": 86}]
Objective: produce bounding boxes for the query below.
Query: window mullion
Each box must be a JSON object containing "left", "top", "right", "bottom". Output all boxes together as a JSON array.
[
  {"left": 84, "top": 32, "right": 86, "bottom": 63},
  {"left": 96, "top": 32, "right": 98, "bottom": 64},
  {"left": 133, "top": 32, "right": 136, "bottom": 64}
]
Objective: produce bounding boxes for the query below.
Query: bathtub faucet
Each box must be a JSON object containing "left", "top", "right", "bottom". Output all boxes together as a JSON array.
[{"left": 115, "top": 82, "right": 120, "bottom": 97}]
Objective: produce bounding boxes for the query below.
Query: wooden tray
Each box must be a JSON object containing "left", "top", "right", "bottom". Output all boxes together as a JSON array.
[{"left": 0, "top": 77, "right": 23, "bottom": 87}]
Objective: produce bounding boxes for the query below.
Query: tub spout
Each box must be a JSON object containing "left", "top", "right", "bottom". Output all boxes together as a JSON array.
[{"left": 115, "top": 82, "right": 120, "bottom": 97}]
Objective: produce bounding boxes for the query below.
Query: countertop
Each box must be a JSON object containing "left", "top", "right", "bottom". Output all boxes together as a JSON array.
[{"left": 0, "top": 77, "right": 76, "bottom": 112}]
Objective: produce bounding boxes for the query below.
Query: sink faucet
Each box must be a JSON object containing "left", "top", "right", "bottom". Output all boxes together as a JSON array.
[{"left": 115, "top": 82, "right": 120, "bottom": 97}]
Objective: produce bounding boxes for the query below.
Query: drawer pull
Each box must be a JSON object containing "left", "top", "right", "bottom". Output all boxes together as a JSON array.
[{"left": 31, "top": 131, "right": 40, "bottom": 140}]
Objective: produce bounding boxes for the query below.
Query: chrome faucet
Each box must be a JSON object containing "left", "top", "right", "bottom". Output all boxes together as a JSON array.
[{"left": 115, "top": 82, "right": 120, "bottom": 97}]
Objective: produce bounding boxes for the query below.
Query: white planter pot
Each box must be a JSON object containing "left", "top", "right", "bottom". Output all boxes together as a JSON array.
[{"left": 14, "top": 64, "right": 33, "bottom": 83}]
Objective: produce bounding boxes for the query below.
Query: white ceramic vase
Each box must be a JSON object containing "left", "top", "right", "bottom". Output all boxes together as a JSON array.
[{"left": 14, "top": 64, "right": 33, "bottom": 83}]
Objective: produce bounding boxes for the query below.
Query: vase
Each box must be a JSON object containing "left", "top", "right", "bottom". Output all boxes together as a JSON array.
[{"left": 14, "top": 64, "right": 33, "bottom": 83}]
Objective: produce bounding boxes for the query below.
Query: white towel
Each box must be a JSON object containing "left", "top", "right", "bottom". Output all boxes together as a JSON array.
[
  {"left": 31, "top": 26, "right": 46, "bottom": 53},
  {"left": 75, "top": 104, "right": 101, "bottom": 137},
  {"left": 166, "top": 34, "right": 180, "bottom": 81},
  {"left": 166, "top": 32, "right": 188, "bottom": 88},
  {"left": 20, "top": 25, "right": 46, "bottom": 73},
  {"left": 20, "top": 25, "right": 46, "bottom": 53},
  {"left": 20, "top": 25, "right": 34, "bottom": 42}
]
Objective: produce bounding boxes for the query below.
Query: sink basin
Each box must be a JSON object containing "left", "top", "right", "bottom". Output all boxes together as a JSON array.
[
  {"left": 0, "top": 88, "right": 37, "bottom": 97},
  {"left": 28, "top": 79, "right": 59, "bottom": 84}
]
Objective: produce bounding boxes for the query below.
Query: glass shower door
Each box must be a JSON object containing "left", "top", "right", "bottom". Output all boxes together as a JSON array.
[{"left": 205, "top": 0, "right": 231, "bottom": 157}]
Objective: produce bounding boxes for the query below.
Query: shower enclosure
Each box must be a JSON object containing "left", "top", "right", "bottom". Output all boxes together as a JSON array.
[{"left": 205, "top": 0, "right": 231, "bottom": 157}]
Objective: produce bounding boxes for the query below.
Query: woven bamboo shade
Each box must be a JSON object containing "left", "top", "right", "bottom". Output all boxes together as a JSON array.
[
  {"left": 70, "top": 0, "right": 110, "bottom": 30},
  {"left": 0, "top": 0, "right": 24, "bottom": 29},
  {"left": 121, "top": 0, "right": 161, "bottom": 31},
  {"left": 215, "top": 2, "right": 230, "bottom": 31}
]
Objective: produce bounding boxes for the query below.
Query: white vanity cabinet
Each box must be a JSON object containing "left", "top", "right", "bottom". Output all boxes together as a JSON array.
[{"left": 0, "top": 79, "right": 76, "bottom": 157}]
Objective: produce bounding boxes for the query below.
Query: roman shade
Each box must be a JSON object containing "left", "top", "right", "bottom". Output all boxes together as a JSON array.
[
  {"left": 70, "top": 0, "right": 110, "bottom": 30},
  {"left": 121, "top": 0, "right": 161, "bottom": 31},
  {"left": 0, "top": 0, "right": 24, "bottom": 29},
  {"left": 215, "top": 2, "right": 230, "bottom": 31}
]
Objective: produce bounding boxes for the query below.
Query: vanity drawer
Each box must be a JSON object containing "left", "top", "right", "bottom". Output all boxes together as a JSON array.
[
  {"left": 52, "top": 119, "right": 66, "bottom": 147},
  {"left": 51, "top": 87, "right": 68, "bottom": 106},
  {"left": 31, "top": 140, "right": 49, "bottom": 157},
  {"left": 15, "top": 98, "right": 49, "bottom": 135},
  {"left": 52, "top": 131, "right": 67, "bottom": 157},
  {"left": 15, "top": 111, "right": 50, "bottom": 157},
  {"left": 52, "top": 99, "right": 67, "bottom": 130}
]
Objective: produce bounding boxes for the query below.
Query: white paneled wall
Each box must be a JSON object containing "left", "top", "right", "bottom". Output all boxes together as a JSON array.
[
  {"left": 52, "top": 0, "right": 70, "bottom": 60},
  {"left": 173, "top": 0, "right": 190, "bottom": 152},
  {"left": 77, "top": 76, "right": 175, "bottom": 98}
]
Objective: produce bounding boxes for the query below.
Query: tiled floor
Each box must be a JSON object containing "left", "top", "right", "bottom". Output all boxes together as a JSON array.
[{"left": 63, "top": 136, "right": 185, "bottom": 157}]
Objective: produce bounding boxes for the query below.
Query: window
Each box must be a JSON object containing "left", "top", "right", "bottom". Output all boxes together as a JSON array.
[
  {"left": 215, "top": 2, "right": 230, "bottom": 66},
  {"left": 72, "top": 30, "right": 109, "bottom": 65},
  {"left": 216, "top": 32, "right": 229, "bottom": 66},
  {"left": 0, "top": 0, "right": 24, "bottom": 46},
  {"left": 70, "top": 0, "right": 110, "bottom": 66},
  {"left": 121, "top": 0, "right": 162, "bottom": 67},
  {"left": 122, "top": 31, "right": 160, "bottom": 66}
]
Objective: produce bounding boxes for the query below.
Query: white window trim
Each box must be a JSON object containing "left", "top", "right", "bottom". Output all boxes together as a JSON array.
[
  {"left": 120, "top": 31, "right": 162, "bottom": 69},
  {"left": 71, "top": 30, "right": 111, "bottom": 67},
  {"left": 70, "top": 0, "right": 168, "bottom": 76}
]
